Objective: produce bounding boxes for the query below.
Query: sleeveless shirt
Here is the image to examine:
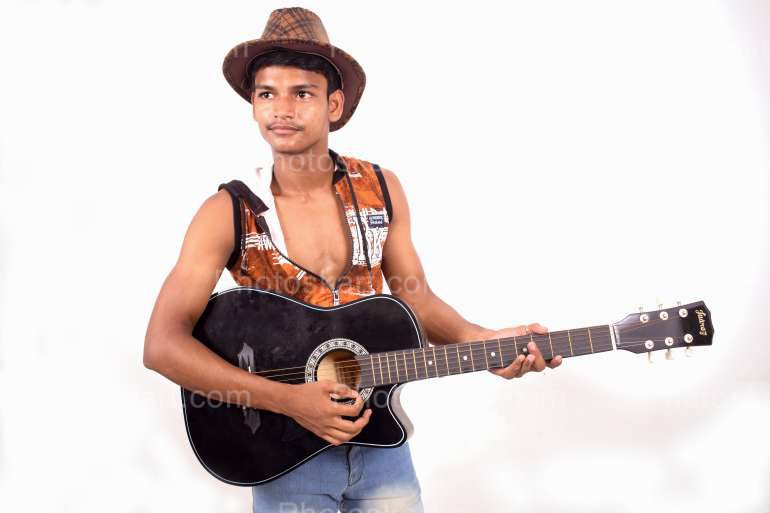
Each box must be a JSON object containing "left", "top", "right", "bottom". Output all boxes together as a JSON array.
[{"left": 218, "top": 148, "right": 393, "bottom": 307}]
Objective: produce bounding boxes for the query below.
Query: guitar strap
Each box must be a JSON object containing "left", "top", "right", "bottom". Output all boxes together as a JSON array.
[{"left": 217, "top": 179, "right": 273, "bottom": 236}]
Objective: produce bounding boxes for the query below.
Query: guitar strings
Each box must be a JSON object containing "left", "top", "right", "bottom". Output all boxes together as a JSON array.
[
  {"left": 243, "top": 312, "right": 686, "bottom": 379},
  {"left": 249, "top": 336, "right": 688, "bottom": 385},
  {"left": 245, "top": 312, "right": 682, "bottom": 378},
  {"left": 251, "top": 330, "right": 678, "bottom": 381}
]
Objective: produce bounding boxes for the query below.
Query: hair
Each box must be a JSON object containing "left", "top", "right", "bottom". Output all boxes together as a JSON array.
[{"left": 245, "top": 49, "right": 342, "bottom": 97}]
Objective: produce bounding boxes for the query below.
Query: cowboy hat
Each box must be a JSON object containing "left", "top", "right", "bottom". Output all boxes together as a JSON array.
[{"left": 222, "top": 7, "right": 366, "bottom": 132}]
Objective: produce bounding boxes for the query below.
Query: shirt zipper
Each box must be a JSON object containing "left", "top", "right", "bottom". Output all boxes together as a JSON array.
[
  {"left": 332, "top": 188, "right": 355, "bottom": 304},
  {"left": 256, "top": 188, "right": 355, "bottom": 307}
]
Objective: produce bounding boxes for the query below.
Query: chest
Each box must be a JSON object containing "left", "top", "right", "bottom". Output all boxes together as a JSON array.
[{"left": 273, "top": 190, "right": 353, "bottom": 287}]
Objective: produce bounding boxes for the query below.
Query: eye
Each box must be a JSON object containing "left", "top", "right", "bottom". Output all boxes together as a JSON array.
[
  {"left": 297, "top": 90, "right": 312, "bottom": 98},
  {"left": 256, "top": 91, "right": 272, "bottom": 99}
]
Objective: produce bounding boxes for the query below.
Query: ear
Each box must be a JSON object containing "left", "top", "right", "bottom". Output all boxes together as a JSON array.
[{"left": 328, "top": 88, "right": 345, "bottom": 124}]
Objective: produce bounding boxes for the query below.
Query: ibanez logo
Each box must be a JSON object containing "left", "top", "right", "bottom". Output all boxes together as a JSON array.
[{"left": 695, "top": 309, "right": 708, "bottom": 336}]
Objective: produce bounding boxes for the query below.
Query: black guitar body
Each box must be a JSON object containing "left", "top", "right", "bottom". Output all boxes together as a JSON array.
[{"left": 182, "top": 287, "right": 424, "bottom": 486}]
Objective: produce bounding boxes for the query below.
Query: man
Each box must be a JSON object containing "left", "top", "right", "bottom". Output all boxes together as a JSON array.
[{"left": 143, "top": 7, "right": 562, "bottom": 513}]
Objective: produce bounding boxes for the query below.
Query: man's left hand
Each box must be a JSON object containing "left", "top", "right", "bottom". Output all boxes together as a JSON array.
[{"left": 478, "top": 323, "right": 563, "bottom": 379}]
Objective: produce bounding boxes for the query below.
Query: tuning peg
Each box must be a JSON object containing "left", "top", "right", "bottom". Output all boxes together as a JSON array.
[
  {"left": 638, "top": 306, "right": 645, "bottom": 313},
  {"left": 685, "top": 347, "right": 694, "bottom": 357},
  {"left": 676, "top": 300, "right": 682, "bottom": 306},
  {"left": 647, "top": 351, "right": 654, "bottom": 363},
  {"left": 656, "top": 297, "right": 663, "bottom": 310},
  {"left": 665, "top": 348, "right": 673, "bottom": 360}
]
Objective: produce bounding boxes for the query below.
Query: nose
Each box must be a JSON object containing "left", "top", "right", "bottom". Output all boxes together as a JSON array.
[{"left": 272, "top": 94, "right": 296, "bottom": 120}]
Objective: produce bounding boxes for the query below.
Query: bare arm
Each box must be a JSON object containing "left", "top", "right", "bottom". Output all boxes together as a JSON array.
[
  {"left": 143, "top": 190, "right": 371, "bottom": 443},
  {"left": 143, "top": 190, "right": 289, "bottom": 413},
  {"left": 379, "top": 169, "right": 486, "bottom": 345},
  {"left": 379, "top": 168, "right": 562, "bottom": 378}
]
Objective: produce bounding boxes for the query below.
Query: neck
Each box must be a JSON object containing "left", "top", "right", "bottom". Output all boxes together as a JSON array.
[
  {"left": 271, "top": 142, "right": 335, "bottom": 196},
  {"left": 353, "top": 324, "right": 616, "bottom": 388}
]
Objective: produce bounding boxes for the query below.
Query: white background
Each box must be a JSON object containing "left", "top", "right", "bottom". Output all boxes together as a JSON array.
[{"left": 1, "top": 1, "right": 769, "bottom": 512}]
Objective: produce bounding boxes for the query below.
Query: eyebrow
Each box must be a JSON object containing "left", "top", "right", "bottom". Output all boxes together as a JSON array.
[{"left": 252, "top": 83, "right": 320, "bottom": 91}]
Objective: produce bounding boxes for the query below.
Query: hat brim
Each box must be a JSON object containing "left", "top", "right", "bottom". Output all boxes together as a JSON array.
[{"left": 222, "top": 38, "right": 365, "bottom": 132}]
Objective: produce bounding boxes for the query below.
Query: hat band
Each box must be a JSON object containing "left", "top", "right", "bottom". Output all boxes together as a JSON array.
[{"left": 261, "top": 46, "right": 345, "bottom": 91}]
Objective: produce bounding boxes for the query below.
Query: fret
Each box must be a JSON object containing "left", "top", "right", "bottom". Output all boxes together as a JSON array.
[
  {"left": 571, "top": 329, "right": 591, "bottom": 356},
  {"left": 411, "top": 350, "right": 421, "bottom": 380},
  {"left": 377, "top": 354, "right": 385, "bottom": 383},
  {"left": 497, "top": 338, "right": 504, "bottom": 368},
  {"left": 468, "top": 342, "right": 476, "bottom": 371},
  {"left": 370, "top": 355, "right": 377, "bottom": 385},
  {"left": 384, "top": 353, "right": 392, "bottom": 383},
  {"left": 392, "top": 352, "right": 399, "bottom": 382},
  {"left": 547, "top": 332, "right": 554, "bottom": 360},
  {"left": 567, "top": 330, "right": 574, "bottom": 356},
  {"left": 473, "top": 340, "right": 489, "bottom": 370},
  {"left": 513, "top": 335, "right": 519, "bottom": 357},
  {"left": 459, "top": 343, "right": 473, "bottom": 373},
  {"left": 434, "top": 345, "right": 448, "bottom": 376},
  {"left": 443, "top": 345, "right": 452, "bottom": 376},
  {"left": 592, "top": 326, "right": 613, "bottom": 352},
  {"left": 483, "top": 339, "right": 502, "bottom": 368},
  {"left": 454, "top": 344, "right": 461, "bottom": 374},
  {"left": 456, "top": 344, "right": 468, "bottom": 373},
  {"left": 421, "top": 348, "right": 430, "bottom": 378},
  {"left": 470, "top": 341, "right": 486, "bottom": 370},
  {"left": 432, "top": 346, "right": 441, "bottom": 377},
  {"left": 587, "top": 327, "right": 594, "bottom": 353},
  {"left": 402, "top": 351, "right": 409, "bottom": 381}
]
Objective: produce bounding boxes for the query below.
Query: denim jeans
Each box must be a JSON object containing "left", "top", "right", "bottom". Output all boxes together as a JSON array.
[{"left": 251, "top": 440, "right": 424, "bottom": 513}]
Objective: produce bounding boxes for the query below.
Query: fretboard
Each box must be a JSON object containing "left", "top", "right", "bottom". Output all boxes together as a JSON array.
[{"left": 353, "top": 325, "right": 615, "bottom": 388}]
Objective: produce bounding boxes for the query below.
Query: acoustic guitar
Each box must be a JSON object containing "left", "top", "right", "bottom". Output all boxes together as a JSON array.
[{"left": 182, "top": 287, "right": 713, "bottom": 486}]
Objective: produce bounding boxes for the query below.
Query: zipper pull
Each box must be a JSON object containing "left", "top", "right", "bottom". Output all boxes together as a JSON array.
[{"left": 332, "top": 289, "right": 340, "bottom": 305}]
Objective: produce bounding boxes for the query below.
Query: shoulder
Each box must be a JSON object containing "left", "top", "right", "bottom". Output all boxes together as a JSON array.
[
  {"left": 375, "top": 167, "right": 410, "bottom": 227},
  {"left": 377, "top": 167, "right": 402, "bottom": 192},
  {"left": 197, "top": 188, "right": 235, "bottom": 226},
  {"left": 339, "top": 154, "right": 404, "bottom": 193},
  {"left": 180, "top": 188, "right": 237, "bottom": 263}
]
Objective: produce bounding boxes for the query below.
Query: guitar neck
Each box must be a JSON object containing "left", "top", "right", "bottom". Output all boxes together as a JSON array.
[{"left": 354, "top": 324, "right": 615, "bottom": 388}]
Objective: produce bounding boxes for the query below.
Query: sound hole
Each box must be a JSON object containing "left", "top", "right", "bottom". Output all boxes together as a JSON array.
[{"left": 316, "top": 349, "right": 361, "bottom": 404}]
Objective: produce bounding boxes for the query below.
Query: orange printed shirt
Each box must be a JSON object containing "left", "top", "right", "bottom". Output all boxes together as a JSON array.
[{"left": 219, "top": 148, "right": 392, "bottom": 307}]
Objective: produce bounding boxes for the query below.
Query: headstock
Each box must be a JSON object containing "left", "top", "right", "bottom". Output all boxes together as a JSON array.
[{"left": 613, "top": 301, "right": 713, "bottom": 359}]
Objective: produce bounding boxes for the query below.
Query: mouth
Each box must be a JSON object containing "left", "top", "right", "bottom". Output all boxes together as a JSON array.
[{"left": 270, "top": 126, "right": 301, "bottom": 136}]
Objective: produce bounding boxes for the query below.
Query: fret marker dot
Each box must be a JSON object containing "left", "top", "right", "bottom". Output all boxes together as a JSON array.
[
  {"left": 491, "top": 352, "right": 496, "bottom": 357},
  {"left": 428, "top": 360, "right": 433, "bottom": 365},
  {"left": 463, "top": 356, "right": 468, "bottom": 361}
]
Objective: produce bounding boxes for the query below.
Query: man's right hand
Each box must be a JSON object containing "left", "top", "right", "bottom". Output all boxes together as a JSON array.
[{"left": 281, "top": 380, "right": 372, "bottom": 446}]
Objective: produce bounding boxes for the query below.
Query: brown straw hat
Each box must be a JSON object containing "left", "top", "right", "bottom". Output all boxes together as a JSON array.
[{"left": 222, "top": 7, "right": 366, "bottom": 132}]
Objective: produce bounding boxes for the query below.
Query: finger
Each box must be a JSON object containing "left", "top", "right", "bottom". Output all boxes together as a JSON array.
[
  {"left": 329, "top": 384, "right": 358, "bottom": 402},
  {"left": 547, "top": 355, "right": 563, "bottom": 368},
  {"left": 322, "top": 433, "right": 343, "bottom": 446},
  {"left": 492, "top": 355, "right": 525, "bottom": 379},
  {"left": 325, "top": 428, "right": 353, "bottom": 445},
  {"left": 525, "top": 342, "right": 545, "bottom": 372},
  {"left": 526, "top": 342, "right": 545, "bottom": 371},
  {"left": 330, "top": 381, "right": 355, "bottom": 396},
  {"left": 333, "top": 416, "right": 359, "bottom": 435},
  {"left": 528, "top": 323, "right": 549, "bottom": 334},
  {"left": 333, "top": 393, "right": 364, "bottom": 416},
  {"left": 517, "top": 354, "right": 534, "bottom": 377},
  {"left": 352, "top": 408, "right": 372, "bottom": 431},
  {"left": 527, "top": 341, "right": 543, "bottom": 358}
]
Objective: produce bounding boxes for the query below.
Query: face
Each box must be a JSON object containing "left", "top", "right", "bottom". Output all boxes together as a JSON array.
[{"left": 251, "top": 65, "right": 344, "bottom": 155}]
